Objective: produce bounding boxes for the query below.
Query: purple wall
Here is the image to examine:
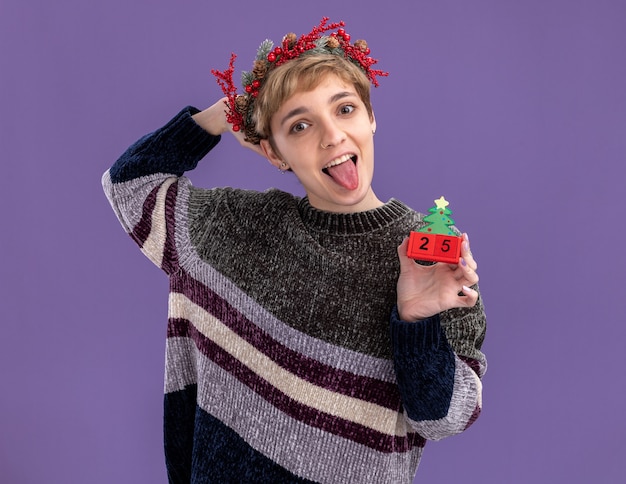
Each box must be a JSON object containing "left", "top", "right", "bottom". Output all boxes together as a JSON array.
[{"left": 2, "top": 1, "right": 625, "bottom": 482}]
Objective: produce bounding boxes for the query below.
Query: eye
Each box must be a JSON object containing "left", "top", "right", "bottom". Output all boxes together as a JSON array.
[
  {"left": 339, "top": 104, "right": 355, "bottom": 115},
  {"left": 291, "top": 121, "right": 310, "bottom": 134}
]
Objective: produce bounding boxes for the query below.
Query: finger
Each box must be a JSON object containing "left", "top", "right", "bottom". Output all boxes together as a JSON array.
[
  {"left": 459, "top": 285, "right": 479, "bottom": 307},
  {"left": 233, "top": 130, "right": 266, "bottom": 157},
  {"left": 397, "top": 237, "right": 407, "bottom": 254},
  {"left": 460, "top": 233, "right": 478, "bottom": 271},
  {"left": 458, "top": 257, "right": 479, "bottom": 283},
  {"left": 396, "top": 238, "right": 414, "bottom": 271}
]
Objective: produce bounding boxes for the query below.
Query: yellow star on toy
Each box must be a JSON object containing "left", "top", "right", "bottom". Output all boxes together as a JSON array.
[{"left": 434, "top": 196, "right": 449, "bottom": 210}]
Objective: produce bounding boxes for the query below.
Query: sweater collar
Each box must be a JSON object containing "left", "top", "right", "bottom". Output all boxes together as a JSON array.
[{"left": 297, "top": 197, "right": 412, "bottom": 235}]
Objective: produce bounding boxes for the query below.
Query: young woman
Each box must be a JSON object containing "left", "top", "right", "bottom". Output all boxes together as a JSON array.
[{"left": 103, "top": 18, "right": 487, "bottom": 484}]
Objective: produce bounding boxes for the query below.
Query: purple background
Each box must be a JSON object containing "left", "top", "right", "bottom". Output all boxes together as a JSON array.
[{"left": 2, "top": 1, "right": 625, "bottom": 482}]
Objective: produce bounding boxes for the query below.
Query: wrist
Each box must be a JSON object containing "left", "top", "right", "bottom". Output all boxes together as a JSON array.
[
  {"left": 397, "top": 303, "right": 430, "bottom": 323},
  {"left": 391, "top": 310, "right": 448, "bottom": 366},
  {"left": 192, "top": 101, "right": 229, "bottom": 136}
]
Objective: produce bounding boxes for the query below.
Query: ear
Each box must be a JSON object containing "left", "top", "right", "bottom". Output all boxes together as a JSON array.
[
  {"left": 370, "top": 110, "right": 377, "bottom": 134},
  {"left": 260, "top": 138, "right": 284, "bottom": 169}
]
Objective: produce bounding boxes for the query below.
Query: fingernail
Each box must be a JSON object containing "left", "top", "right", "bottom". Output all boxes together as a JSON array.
[
  {"left": 461, "top": 258, "right": 467, "bottom": 267},
  {"left": 463, "top": 242, "right": 469, "bottom": 252}
]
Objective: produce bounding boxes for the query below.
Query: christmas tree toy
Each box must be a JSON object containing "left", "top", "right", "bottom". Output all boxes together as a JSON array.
[{"left": 407, "top": 196, "right": 463, "bottom": 264}]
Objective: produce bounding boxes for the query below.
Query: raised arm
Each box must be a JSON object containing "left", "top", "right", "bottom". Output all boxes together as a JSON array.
[
  {"left": 102, "top": 97, "right": 270, "bottom": 276},
  {"left": 102, "top": 103, "right": 222, "bottom": 274}
]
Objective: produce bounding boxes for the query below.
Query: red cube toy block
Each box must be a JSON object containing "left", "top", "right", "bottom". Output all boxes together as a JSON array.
[
  {"left": 407, "top": 232, "right": 462, "bottom": 264},
  {"left": 407, "top": 232, "right": 436, "bottom": 259}
]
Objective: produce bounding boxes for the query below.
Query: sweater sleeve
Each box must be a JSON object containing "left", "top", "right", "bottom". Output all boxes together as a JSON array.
[
  {"left": 102, "top": 106, "right": 220, "bottom": 274},
  {"left": 390, "top": 299, "right": 486, "bottom": 441}
]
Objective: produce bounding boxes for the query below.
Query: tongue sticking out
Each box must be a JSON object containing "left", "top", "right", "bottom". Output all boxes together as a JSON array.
[{"left": 326, "top": 159, "right": 359, "bottom": 190}]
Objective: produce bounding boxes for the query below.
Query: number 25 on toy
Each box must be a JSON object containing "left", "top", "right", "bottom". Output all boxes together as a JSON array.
[{"left": 407, "top": 233, "right": 461, "bottom": 264}]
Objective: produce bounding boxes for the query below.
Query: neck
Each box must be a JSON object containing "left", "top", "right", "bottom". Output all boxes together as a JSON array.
[{"left": 297, "top": 198, "right": 411, "bottom": 235}]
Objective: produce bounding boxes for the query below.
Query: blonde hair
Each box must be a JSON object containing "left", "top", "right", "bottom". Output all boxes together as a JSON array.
[{"left": 253, "top": 53, "right": 373, "bottom": 139}]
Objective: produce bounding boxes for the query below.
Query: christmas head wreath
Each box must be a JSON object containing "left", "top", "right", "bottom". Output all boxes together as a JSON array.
[{"left": 211, "top": 17, "right": 388, "bottom": 144}]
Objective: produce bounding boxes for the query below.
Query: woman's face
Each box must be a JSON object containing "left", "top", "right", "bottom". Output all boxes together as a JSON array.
[{"left": 260, "top": 74, "right": 382, "bottom": 213}]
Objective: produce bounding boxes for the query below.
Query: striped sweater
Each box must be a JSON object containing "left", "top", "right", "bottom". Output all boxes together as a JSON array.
[{"left": 102, "top": 106, "right": 487, "bottom": 483}]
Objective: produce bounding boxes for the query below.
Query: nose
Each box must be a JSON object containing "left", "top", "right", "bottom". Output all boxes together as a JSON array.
[{"left": 319, "top": 118, "right": 345, "bottom": 150}]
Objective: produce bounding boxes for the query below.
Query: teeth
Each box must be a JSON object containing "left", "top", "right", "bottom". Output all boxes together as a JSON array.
[{"left": 323, "top": 154, "right": 354, "bottom": 170}]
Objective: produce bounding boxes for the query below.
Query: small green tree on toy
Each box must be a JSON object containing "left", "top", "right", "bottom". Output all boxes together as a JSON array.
[{"left": 418, "top": 196, "right": 456, "bottom": 236}]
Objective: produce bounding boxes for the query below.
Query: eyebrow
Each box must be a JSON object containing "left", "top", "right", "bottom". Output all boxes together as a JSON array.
[{"left": 279, "top": 91, "right": 355, "bottom": 127}]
